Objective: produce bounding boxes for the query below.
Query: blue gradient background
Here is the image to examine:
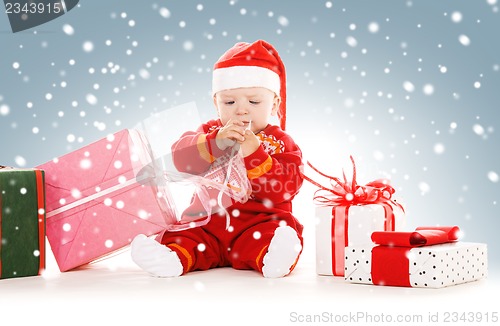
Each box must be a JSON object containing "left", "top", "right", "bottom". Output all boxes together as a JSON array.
[{"left": 1, "top": 1, "right": 499, "bottom": 271}]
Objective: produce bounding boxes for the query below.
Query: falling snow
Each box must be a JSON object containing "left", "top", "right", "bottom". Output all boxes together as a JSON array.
[
  {"left": 422, "top": 84, "right": 435, "bottom": 95},
  {"left": 159, "top": 7, "right": 171, "bottom": 18},
  {"left": 367, "top": 22, "right": 379, "bottom": 33},
  {"left": 458, "top": 34, "right": 471, "bottom": 46},
  {"left": 62, "top": 24, "right": 75, "bottom": 35},
  {"left": 82, "top": 41, "right": 94, "bottom": 52},
  {"left": 346, "top": 36, "right": 358, "bottom": 47},
  {"left": 403, "top": 81, "right": 415, "bottom": 92},
  {"left": 80, "top": 158, "right": 92, "bottom": 169},
  {"left": 473, "top": 124, "right": 485, "bottom": 136},
  {"left": 86, "top": 94, "right": 98, "bottom": 105},
  {"left": 488, "top": 171, "right": 499, "bottom": 183},
  {"left": 450, "top": 11, "right": 463, "bottom": 23},
  {"left": 14, "top": 156, "right": 26, "bottom": 167},
  {"left": 433, "top": 143, "right": 445, "bottom": 154},
  {"left": 0, "top": 104, "right": 10, "bottom": 116},
  {"left": 277, "top": 16, "right": 289, "bottom": 27},
  {"left": 0, "top": 1, "right": 498, "bottom": 269}
]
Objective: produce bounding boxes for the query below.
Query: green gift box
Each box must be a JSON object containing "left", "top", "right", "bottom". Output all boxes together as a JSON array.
[{"left": 0, "top": 166, "right": 46, "bottom": 279}]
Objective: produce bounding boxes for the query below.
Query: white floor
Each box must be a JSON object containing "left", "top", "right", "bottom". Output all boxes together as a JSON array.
[
  {"left": 0, "top": 185, "right": 497, "bottom": 325},
  {"left": 1, "top": 234, "right": 498, "bottom": 326}
]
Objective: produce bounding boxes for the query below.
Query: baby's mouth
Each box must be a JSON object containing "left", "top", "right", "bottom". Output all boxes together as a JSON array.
[{"left": 242, "top": 120, "right": 252, "bottom": 131}]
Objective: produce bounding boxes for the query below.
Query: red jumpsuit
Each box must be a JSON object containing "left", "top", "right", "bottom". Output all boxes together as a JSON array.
[{"left": 156, "top": 119, "right": 304, "bottom": 274}]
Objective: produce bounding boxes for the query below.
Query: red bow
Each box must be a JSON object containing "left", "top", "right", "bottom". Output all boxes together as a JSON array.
[
  {"left": 372, "top": 226, "right": 461, "bottom": 247},
  {"left": 303, "top": 156, "right": 399, "bottom": 207}
]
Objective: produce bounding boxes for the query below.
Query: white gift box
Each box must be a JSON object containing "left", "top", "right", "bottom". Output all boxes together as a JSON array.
[
  {"left": 315, "top": 203, "right": 405, "bottom": 276},
  {"left": 344, "top": 242, "right": 488, "bottom": 288}
]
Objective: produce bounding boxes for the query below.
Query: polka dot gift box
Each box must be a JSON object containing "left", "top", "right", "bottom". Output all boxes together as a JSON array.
[
  {"left": 344, "top": 226, "right": 488, "bottom": 288},
  {"left": 0, "top": 166, "right": 45, "bottom": 279}
]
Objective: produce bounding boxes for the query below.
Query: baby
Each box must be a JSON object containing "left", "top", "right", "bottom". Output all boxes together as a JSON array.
[{"left": 131, "top": 40, "right": 304, "bottom": 278}]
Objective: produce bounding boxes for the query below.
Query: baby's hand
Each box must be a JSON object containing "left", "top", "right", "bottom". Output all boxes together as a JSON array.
[
  {"left": 216, "top": 119, "right": 245, "bottom": 150},
  {"left": 240, "top": 129, "right": 260, "bottom": 157}
]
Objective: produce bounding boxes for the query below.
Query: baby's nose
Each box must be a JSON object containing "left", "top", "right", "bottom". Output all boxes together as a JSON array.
[{"left": 236, "top": 104, "right": 248, "bottom": 114}]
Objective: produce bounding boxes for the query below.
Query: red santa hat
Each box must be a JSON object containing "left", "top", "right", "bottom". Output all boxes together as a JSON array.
[{"left": 212, "top": 40, "right": 287, "bottom": 130}]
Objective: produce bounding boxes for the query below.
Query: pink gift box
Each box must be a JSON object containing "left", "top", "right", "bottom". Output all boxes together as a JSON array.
[{"left": 37, "top": 129, "right": 178, "bottom": 272}]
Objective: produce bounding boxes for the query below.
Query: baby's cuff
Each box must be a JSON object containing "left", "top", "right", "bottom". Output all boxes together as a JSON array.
[
  {"left": 244, "top": 146, "right": 272, "bottom": 179},
  {"left": 198, "top": 130, "right": 227, "bottom": 163}
]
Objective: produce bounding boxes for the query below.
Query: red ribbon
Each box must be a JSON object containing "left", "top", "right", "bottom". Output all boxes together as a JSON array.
[
  {"left": 35, "top": 170, "right": 46, "bottom": 274},
  {"left": 303, "top": 156, "right": 403, "bottom": 276},
  {"left": 372, "top": 226, "right": 460, "bottom": 247},
  {"left": 371, "top": 226, "right": 461, "bottom": 286},
  {"left": 303, "top": 156, "right": 400, "bottom": 208}
]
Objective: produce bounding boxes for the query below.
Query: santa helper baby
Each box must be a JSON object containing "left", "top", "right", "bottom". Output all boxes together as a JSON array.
[{"left": 131, "top": 40, "right": 305, "bottom": 278}]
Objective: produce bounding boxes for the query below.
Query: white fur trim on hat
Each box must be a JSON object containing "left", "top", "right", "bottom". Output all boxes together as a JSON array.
[{"left": 212, "top": 66, "right": 280, "bottom": 97}]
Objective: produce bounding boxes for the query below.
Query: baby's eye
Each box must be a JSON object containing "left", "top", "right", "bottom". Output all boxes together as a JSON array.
[
  {"left": 225, "top": 101, "right": 235, "bottom": 105},
  {"left": 249, "top": 100, "right": 260, "bottom": 105}
]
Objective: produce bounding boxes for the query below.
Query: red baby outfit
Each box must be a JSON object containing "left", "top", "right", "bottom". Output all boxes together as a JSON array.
[{"left": 155, "top": 119, "right": 304, "bottom": 274}]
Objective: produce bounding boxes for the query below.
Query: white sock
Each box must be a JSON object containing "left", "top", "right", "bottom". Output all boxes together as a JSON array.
[
  {"left": 130, "top": 234, "right": 183, "bottom": 277},
  {"left": 262, "top": 226, "right": 302, "bottom": 278}
]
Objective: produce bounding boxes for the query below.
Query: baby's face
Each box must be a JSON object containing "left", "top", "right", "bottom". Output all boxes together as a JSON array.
[{"left": 214, "top": 87, "right": 279, "bottom": 133}]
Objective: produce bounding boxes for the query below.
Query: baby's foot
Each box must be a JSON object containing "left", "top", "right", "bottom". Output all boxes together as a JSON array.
[
  {"left": 262, "top": 226, "right": 302, "bottom": 278},
  {"left": 130, "top": 234, "right": 183, "bottom": 277}
]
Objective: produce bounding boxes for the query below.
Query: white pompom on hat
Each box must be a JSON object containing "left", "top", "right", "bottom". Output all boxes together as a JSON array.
[{"left": 212, "top": 40, "right": 287, "bottom": 130}]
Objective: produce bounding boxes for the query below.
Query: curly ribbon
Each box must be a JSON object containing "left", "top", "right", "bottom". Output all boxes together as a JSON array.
[
  {"left": 303, "top": 156, "right": 403, "bottom": 276},
  {"left": 303, "top": 156, "right": 399, "bottom": 207}
]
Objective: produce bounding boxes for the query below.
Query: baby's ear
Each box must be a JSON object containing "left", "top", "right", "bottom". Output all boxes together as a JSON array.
[
  {"left": 271, "top": 96, "right": 280, "bottom": 116},
  {"left": 213, "top": 96, "right": 220, "bottom": 115}
]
